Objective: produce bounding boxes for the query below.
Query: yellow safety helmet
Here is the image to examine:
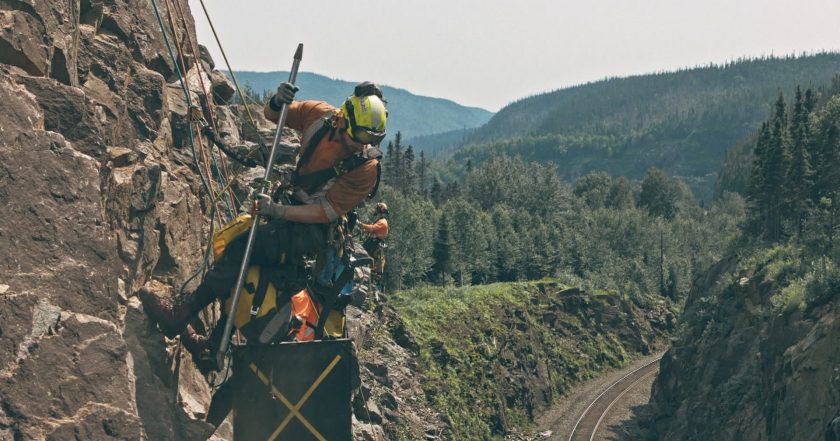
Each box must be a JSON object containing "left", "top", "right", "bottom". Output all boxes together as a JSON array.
[{"left": 341, "top": 89, "right": 387, "bottom": 146}]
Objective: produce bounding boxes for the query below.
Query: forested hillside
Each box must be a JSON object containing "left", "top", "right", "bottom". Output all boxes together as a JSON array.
[
  {"left": 228, "top": 71, "right": 493, "bottom": 141},
  {"left": 646, "top": 75, "right": 840, "bottom": 441},
  {"left": 443, "top": 53, "right": 840, "bottom": 199},
  {"left": 364, "top": 135, "right": 745, "bottom": 310}
]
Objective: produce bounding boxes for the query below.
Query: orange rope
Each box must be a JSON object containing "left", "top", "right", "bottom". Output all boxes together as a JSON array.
[
  {"left": 170, "top": 0, "right": 238, "bottom": 214},
  {"left": 163, "top": 0, "right": 225, "bottom": 226}
]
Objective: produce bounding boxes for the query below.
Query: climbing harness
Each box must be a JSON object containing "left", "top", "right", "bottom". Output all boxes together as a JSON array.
[{"left": 291, "top": 117, "right": 384, "bottom": 199}]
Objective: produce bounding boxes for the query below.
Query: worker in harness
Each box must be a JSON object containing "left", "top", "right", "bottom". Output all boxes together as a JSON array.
[
  {"left": 360, "top": 202, "right": 389, "bottom": 276},
  {"left": 138, "top": 80, "right": 388, "bottom": 342}
]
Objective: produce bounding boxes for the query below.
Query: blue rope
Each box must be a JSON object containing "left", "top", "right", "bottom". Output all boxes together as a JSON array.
[
  {"left": 150, "top": 0, "right": 215, "bottom": 205},
  {"left": 151, "top": 0, "right": 237, "bottom": 289}
]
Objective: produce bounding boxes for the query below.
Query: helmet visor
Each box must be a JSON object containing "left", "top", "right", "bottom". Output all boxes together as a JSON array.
[{"left": 350, "top": 127, "right": 386, "bottom": 146}]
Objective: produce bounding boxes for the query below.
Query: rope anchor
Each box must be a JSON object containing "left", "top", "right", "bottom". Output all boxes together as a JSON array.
[{"left": 188, "top": 105, "right": 209, "bottom": 125}]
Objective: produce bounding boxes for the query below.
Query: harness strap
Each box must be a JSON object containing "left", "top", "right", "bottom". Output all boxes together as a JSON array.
[
  {"left": 292, "top": 116, "right": 383, "bottom": 205},
  {"left": 250, "top": 266, "right": 272, "bottom": 317},
  {"left": 295, "top": 146, "right": 383, "bottom": 197},
  {"left": 312, "top": 265, "right": 356, "bottom": 339},
  {"left": 292, "top": 120, "right": 332, "bottom": 186}
]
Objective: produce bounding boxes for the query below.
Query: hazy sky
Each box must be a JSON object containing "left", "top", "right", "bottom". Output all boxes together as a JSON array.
[{"left": 188, "top": 0, "right": 840, "bottom": 111}]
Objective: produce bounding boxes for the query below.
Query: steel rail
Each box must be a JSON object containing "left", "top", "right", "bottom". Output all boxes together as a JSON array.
[{"left": 568, "top": 356, "right": 662, "bottom": 441}]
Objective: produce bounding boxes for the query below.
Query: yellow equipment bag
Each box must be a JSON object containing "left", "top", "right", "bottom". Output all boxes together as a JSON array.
[
  {"left": 222, "top": 271, "right": 345, "bottom": 343},
  {"left": 222, "top": 264, "right": 292, "bottom": 343},
  {"left": 213, "top": 214, "right": 254, "bottom": 261}
]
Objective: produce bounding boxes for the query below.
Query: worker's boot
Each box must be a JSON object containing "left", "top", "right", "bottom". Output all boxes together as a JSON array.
[
  {"left": 138, "top": 285, "right": 216, "bottom": 338},
  {"left": 181, "top": 324, "right": 210, "bottom": 354}
]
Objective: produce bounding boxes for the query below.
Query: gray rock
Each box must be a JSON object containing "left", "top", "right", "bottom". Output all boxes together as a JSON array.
[
  {"left": 14, "top": 75, "right": 107, "bottom": 158},
  {"left": 210, "top": 70, "right": 234, "bottom": 105},
  {"left": 0, "top": 10, "right": 51, "bottom": 76}
]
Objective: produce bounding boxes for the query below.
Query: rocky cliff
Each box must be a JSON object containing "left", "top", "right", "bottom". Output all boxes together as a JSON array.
[
  {"left": 0, "top": 0, "right": 257, "bottom": 439},
  {"left": 0, "top": 1, "right": 448, "bottom": 439},
  {"left": 646, "top": 248, "right": 840, "bottom": 440}
]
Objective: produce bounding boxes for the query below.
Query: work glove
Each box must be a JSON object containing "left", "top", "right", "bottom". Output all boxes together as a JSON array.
[
  {"left": 271, "top": 82, "right": 299, "bottom": 108},
  {"left": 255, "top": 193, "right": 287, "bottom": 219}
]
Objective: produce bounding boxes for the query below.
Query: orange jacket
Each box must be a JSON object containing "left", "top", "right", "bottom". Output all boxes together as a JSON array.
[
  {"left": 264, "top": 100, "right": 379, "bottom": 221},
  {"left": 360, "top": 218, "right": 389, "bottom": 239}
]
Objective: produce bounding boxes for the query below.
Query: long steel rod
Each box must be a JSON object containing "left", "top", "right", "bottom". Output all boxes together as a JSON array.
[{"left": 216, "top": 43, "right": 303, "bottom": 368}]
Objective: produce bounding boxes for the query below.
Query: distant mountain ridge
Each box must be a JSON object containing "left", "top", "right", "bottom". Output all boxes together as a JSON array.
[
  {"left": 228, "top": 71, "right": 493, "bottom": 142},
  {"left": 447, "top": 53, "right": 840, "bottom": 199}
]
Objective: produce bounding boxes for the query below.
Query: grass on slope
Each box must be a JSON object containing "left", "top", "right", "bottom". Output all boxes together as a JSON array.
[{"left": 389, "top": 281, "right": 650, "bottom": 440}]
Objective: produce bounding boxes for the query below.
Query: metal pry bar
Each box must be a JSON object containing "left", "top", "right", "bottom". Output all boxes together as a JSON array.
[{"left": 215, "top": 43, "right": 303, "bottom": 369}]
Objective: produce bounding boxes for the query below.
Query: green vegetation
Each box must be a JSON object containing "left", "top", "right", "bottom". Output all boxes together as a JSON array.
[
  {"left": 740, "top": 82, "right": 840, "bottom": 249},
  {"left": 684, "top": 70, "right": 840, "bottom": 320},
  {"left": 367, "top": 135, "right": 745, "bottom": 309},
  {"left": 439, "top": 53, "right": 840, "bottom": 199},
  {"left": 352, "top": 52, "right": 840, "bottom": 441},
  {"left": 389, "top": 282, "right": 649, "bottom": 440}
]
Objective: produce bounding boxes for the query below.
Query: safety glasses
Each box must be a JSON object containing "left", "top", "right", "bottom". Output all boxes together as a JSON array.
[{"left": 349, "top": 127, "right": 386, "bottom": 146}]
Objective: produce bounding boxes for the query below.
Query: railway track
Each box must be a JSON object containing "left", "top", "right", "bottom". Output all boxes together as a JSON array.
[{"left": 567, "top": 357, "right": 662, "bottom": 441}]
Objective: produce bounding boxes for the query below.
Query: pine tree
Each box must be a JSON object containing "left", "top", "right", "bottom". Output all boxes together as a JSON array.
[
  {"left": 747, "top": 122, "right": 772, "bottom": 236},
  {"left": 445, "top": 181, "right": 461, "bottom": 201},
  {"left": 787, "top": 86, "right": 815, "bottom": 239},
  {"left": 403, "top": 145, "right": 417, "bottom": 195},
  {"left": 430, "top": 178, "right": 444, "bottom": 206},
  {"left": 385, "top": 140, "right": 396, "bottom": 185},
  {"left": 490, "top": 205, "right": 519, "bottom": 281},
  {"left": 384, "top": 133, "right": 404, "bottom": 189},
  {"left": 431, "top": 213, "right": 453, "bottom": 284},
  {"left": 813, "top": 98, "right": 840, "bottom": 202},
  {"left": 417, "top": 151, "right": 428, "bottom": 197},
  {"left": 763, "top": 93, "right": 791, "bottom": 241}
]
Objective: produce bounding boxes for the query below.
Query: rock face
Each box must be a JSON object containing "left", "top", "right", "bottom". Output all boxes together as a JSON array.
[
  {"left": 0, "top": 2, "right": 450, "bottom": 439},
  {"left": 0, "top": 0, "right": 235, "bottom": 438},
  {"left": 647, "top": 254, "right": 840, "bottom": 441}
]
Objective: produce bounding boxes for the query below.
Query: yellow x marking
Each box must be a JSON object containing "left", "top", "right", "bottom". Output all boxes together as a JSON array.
[{"left": 249, "top": 354, "right": 343, "bottom": 441}]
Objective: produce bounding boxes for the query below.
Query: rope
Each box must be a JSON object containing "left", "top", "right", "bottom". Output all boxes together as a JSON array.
[
  {"left": 170, "top": 0, "right": 239, "bottom": 216},
  {"left": 160, "top": 0, "right": 224, "bottom": 225},
  {"left": 196, "top": 0, "right": 261, "bottom": 131},
  {"left": 162, "top": 0, "right": 235, "bottom": 223},
  {"left": 152, "top": 0, "right": 239, "bottom": 295},
  {"left": 178, "top": 158, "right": 260, "bottom": 295},
  {"left": 356, "top": 384, "right": 383, "bottom": 441},
  {"left": 161, "top": 0, "right": 291, "bottom": 295},
  {"left": 149, "top": 0, "right": 216, "bottom": 213}
]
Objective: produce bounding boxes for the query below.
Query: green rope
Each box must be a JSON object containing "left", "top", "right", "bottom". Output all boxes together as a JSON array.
[
  {"left": 149, "top": 0, "right": 215, "bottom": 205},
  {"left": 152, "top": 0, "right": 234, "bottom": 293},
  {"left": 208, "top": 139, "right": 236, "bottom": 220}
]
